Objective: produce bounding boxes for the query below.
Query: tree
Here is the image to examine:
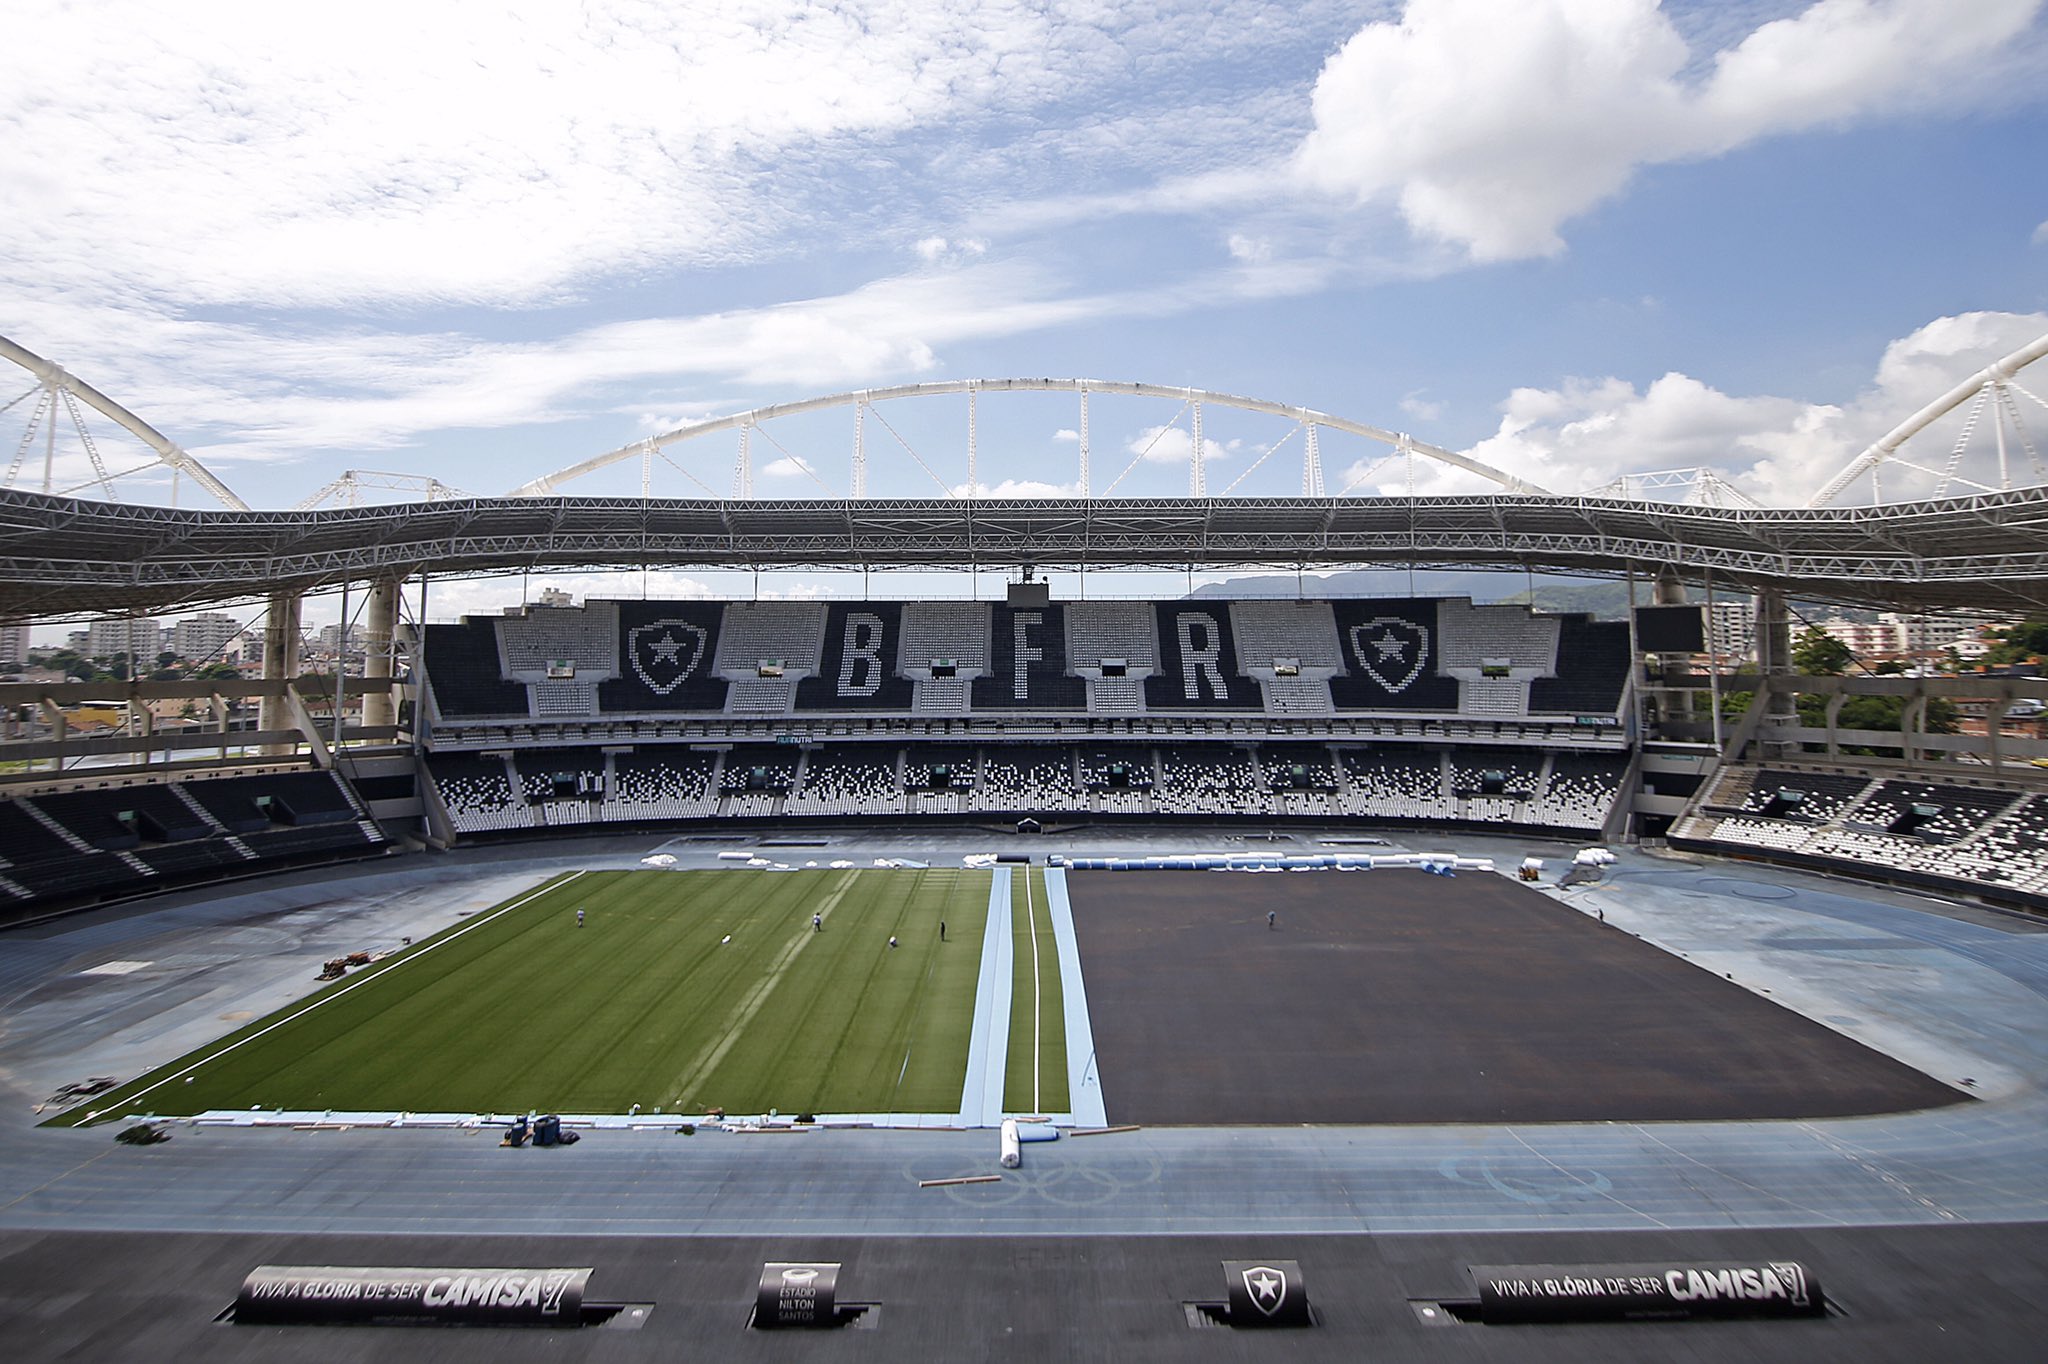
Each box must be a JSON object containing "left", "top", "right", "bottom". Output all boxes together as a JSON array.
[
  {"left": 1792, "top": 626, "right": 1853, "bottom": 676},
  {"left": 1979, "top": 617, "right": 2048, "bottom": 667}
]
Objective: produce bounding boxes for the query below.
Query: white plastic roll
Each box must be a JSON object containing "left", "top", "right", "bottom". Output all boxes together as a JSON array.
[{"left": 1000, "top": 1118, "right": 1022, "bottom": 1169}]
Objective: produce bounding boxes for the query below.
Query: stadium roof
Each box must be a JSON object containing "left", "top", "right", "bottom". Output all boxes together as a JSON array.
[{"left": 3, "top": 485, "right": 2046, "bottom": 620}]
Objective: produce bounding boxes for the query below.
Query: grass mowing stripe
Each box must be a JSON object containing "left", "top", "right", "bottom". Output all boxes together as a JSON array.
[
  {"left": 53, "top": 871, "right": 584, "bottom": 1125},
  {"left": 664, "top": 869, "right": 858, "bottom": 1103}
]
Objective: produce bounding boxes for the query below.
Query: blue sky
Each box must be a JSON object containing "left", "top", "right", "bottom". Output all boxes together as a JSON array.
[{"left": 4, "top": 1, "right": 2048, "bottom": 620}]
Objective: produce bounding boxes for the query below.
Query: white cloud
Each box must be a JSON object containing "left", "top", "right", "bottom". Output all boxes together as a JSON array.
[
  {"left": 2032, "top": 218, "right": 2048, "bottom": 245},
  {"left": 950, "top": 477, "right": 1080, "bottom": 498},
  {"left": 6, "top": 255, "right": 1136, "bottom": 482},
  {"left": 0, "top": 2, "right": 1081, "bottom": 310},
  {"left": 1399, "top": 391, "right": 1445, "bottom": 423},
  {"left": 1348, "top": 310, "right": 2048, "bottom": 503},
  {"left": 759, "top": 456, "right": 811, "bottom": 480},
  {"left": 1125, "top": 425, "right": 1243, "bottom": 464},
  {"left": 914, "top": 236, "right": 989, "bottom": 264},
  {"left": 1296, "top": 0, "right": 2044, "bottom": 260},
  {"left": 1226, "top": 233, "right": 1273, "bottom": 263},
  {"left": 1052, "top": 428, "right": 1081, "bottom": 443}
]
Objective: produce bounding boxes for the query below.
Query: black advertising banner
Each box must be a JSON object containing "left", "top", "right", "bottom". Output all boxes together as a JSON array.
[
  {"left": 755, "top": 1262, "right": 840, "bottom": 1327},
  {"left": 1470, "top": 1260, "right": 1824, "bottom": 1323},
  {"left": 1221, "top": 1259, "right": 1312, "bottom": 1327},
  {"left": 235, "top": 1265, "right": 592, "bottom": 1326}
]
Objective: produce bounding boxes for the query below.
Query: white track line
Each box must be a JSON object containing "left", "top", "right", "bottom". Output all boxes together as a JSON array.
[
  {"left": 1025, "top": 867, "right": 1042, "bottom": 1113},
  {"left": 95, "top": 871, "right": 586, "bottom": 1120}
]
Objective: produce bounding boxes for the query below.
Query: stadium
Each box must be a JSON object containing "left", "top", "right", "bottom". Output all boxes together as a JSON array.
[{"left": 3, "top": 331, "right": 2048, "bottom": 1359}]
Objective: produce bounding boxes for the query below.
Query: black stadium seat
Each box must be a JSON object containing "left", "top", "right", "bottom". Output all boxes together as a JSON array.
[
  {"left": 972, "top": 604, "right": 1086, "bottom": 710},
  {"left": 599, "top": 601, "right": 730, "bottom": 712},
  {"left": 797, "top": 603, "right": 914, "bottom": 710},
  {"left": 1143, "top": 605, "right": 1260, "bottom": 710},
  {"left": 423, "top": 619, "right": 531, "bottom": 718},
  {"left": 1327, "top": 599, "right": 1462, "bottom": 711}
]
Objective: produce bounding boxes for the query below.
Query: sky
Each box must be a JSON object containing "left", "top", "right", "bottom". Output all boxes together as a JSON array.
[{"left": 5, "top": 0, "right": 2048, "bottom": 626}]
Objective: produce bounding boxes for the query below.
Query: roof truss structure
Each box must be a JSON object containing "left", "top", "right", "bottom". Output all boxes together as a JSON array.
[{"left": 3, "top": 486, "right": 2046, "bottom": 620}]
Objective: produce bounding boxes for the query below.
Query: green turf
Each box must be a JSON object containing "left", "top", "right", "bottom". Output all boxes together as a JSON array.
[
  {"left": 1002, "top": 867, "right": 1069, "bottom": 1114},
  {"left": 52, "top": 867, "right": 991, "bottom": 1124}
]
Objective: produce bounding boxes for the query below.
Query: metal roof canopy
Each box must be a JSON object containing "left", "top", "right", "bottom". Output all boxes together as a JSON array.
[{"left": 2, "top": 486, "right": 2045, "bottom": 620}]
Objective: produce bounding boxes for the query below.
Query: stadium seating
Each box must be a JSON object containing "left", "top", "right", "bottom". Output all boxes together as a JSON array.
[
  {"left": 424, "top": 620, "right": 531, "bottom": 718},
  {"left": 1066, "top": 601, "right": 1159, "bottom": 672},
  {"left": 1533, "top": 752, "right": 1628, "bottom": 831},
  {"left": 725, "top": 677, "right": 799, "bottom": 714},
  {"left": 27, "top": 784, "right": 214, "bottom": 850},
  {"left": 1842, "top": 780, "right": 2020, "bottom": 843},
  {"left": 606, "top": 747, "right": 720, "bottom": 821},
  {"left": 1528, "top": 615, "right": 1630, "bottom": 715},
  {"left": 973, "top": 604, "right": 1087, "bottom": 710},
  {"left": 1338, "top": 748, "right": 1453, "bottom": 820},
  {"left": 599, "top": 601, "right": 729, "bottom": 712},
  {"left": 1327, "top": 599, "right": 1463, "bottom": 711},
  {"left": 796, "top": 603, "right": 915, "bottom": 710},
  {"left": 498, "top": 602, "right": 619, "bottom": 677},
  {"left": 1144, "top": 605, "right": 1260, "bottom": 710},
  {"left": 1734, "top": 769, "right": 1874, "bottom": 823},
  {"left": 1259, "top": 675, "right": 1336, "bottom": 715},
  {"left": 1155, "top": 745, "right": 1263, "bottom": 816},
  {"left": 719, "top": 745, "right": 800, "bottom": 794},
  {"left": 901, "top": 745, "right": 978, "bottom": 790},
  {"left": 428, "top": 752, "right": 529, "bottom": 832},
  {"left": 0, "top": 767, "right": 385, "bottom": 914},
  {"left": 531, "top": 679, "right": 599, "bottom": 717},
  {"left": 787, "top": 746, "right": 904, "bottom": 816},
  {"left": 1437, "top": 600, "right": 1560, "bottom": 671},
  {"left": 972, "top": 745, "right": 1085, "bottom": 812},
  {"left": 1061, "top": 598, "right": 1155, "bottom": 713},
  {"left": 1230, "top": 600, "right": 1344, "bottom": 672},
  {"left": 1945, "top": 796, "right": 2048, "bottom": 891},
  {"left": 0, "top": 798, "right": 84, "bottom": 866},
  {"left": 183, "top": 771, "right": 364, "bottom": 829},
  {"left": 1260, "top": 743, "right": 1339, "bottom": 790},
  {"left": 513, "top": 749, "right": 605, "bottom": 805},
  {"left": 713, "top": 603, "right": 827, "bottom": 681},
  {"left": 900, "top": 602, "right": 992, "bottom": 677},
  {"left": 415, "top": 594, "right": 1629, "bottom": 723}
]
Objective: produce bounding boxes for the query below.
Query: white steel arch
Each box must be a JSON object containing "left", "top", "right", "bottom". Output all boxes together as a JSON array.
[
  {"left": 506, "top": 378, "right": 1554, "bottom": 500},
  {"left": 0, "top": 335, "right": 249, "bottom": 511},
  {"left": 1809, "top": 331, "right": 2048, "bottom": 507}
]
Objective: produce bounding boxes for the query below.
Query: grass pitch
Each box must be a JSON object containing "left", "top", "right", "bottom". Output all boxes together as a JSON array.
[{"left": 57, "top": 867, "right": 991, "bottom": 1124}]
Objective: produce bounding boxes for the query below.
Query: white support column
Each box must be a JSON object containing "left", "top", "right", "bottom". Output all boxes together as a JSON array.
[
  {"left": 735, "top": 421, "right": 753, "bottom": 498},
  {"left": 1078, "top": 388, "right": 1091, "bottom": 497},
  {"left": 1304, "top": 423, "right": 1324, "bottom": 497},
  {"left": 640, "top": 439, "right": 652, "bottom": 498},
  {"left": 41, "top": 382, "right": 56, "bottom": 493},
  {"left": 361, "top": 573, "right": 402, "bottom": 730},
  {"left": 1191, "top": 399, "right": 1205, "bottom": 496},
  {"left": 967, "top": 382, "right": 978, "bottom": 496},
  {"left": 853, "top": 398, "right": 868, "bottom": 499},
  {"left": 1994, "top": 382, "right": 2011, "bottom": 489},
  {"left": 259, "top": 590, "right": 303, "bottom": 755}
]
